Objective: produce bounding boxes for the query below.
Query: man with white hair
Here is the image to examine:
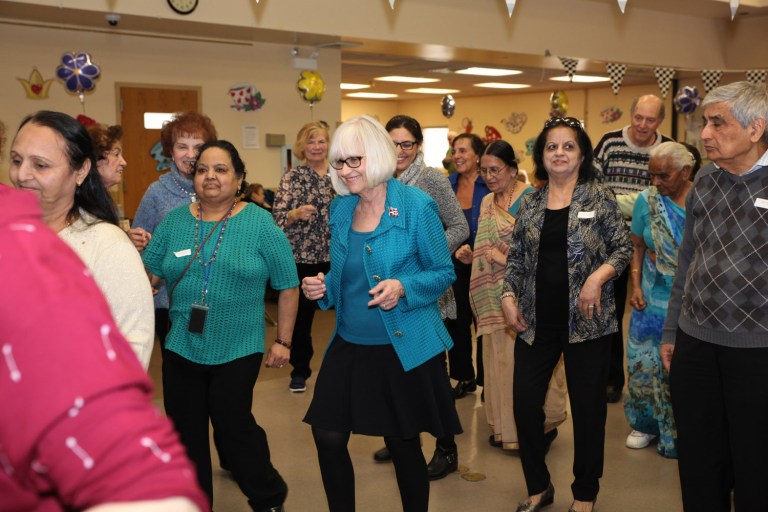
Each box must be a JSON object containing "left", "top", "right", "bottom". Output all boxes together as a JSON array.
[{"left": 661, "top": 81, "right": 768, "bottom": 511}]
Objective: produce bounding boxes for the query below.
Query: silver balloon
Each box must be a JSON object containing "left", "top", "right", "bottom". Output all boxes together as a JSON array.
[{"left": 441, "top": 95, "right": 456, "bottom": 118}]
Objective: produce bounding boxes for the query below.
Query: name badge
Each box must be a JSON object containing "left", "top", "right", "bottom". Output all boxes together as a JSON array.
[
  {"left": 755, "top": 198, "right": 768, "bottom": 209},
  {"left": 174, "top": 248, "right": 192, "bottom": 257},
  {"left": 578, "top": 211, "right": 595, "bottom": 219}
]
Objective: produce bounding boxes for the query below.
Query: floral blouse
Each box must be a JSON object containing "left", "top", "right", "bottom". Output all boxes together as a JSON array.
[{"left": 272, "top": 165, "right": 335, "bottom": 264}]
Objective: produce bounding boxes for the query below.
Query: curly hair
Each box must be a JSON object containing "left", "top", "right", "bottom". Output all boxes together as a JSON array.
[
  {"left": 87, "top": 123, "right": 123, "bottom": 160},
  {"left": 160, "top": 111, "right": 217, "bottom": 157}
]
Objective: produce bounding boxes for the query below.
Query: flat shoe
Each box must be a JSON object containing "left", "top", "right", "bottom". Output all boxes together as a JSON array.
[
  {"left": 515, "top": 482, "right": 554, "bottom": 512},
  {"left": 373, "top": 446, "right": 392, "bottom": 462},
  {"left": 568, "top": 498, "right": 596, "bottom": 512},
  {"left": 453, "top": 379, "right": 477, "bottom": 399}
]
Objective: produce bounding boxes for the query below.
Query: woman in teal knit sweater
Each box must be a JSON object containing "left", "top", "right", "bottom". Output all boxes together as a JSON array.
[
  {"left": 302, "top": 115, "right": 462, "bottom": 512},
  {"left": 143, "top": 140, "right": 299, "bottom": 512}
]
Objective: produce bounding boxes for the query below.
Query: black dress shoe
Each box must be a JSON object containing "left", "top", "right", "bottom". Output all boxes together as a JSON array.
[
  {"left": 543, "top": 428, "right": 558, "bottom": 455},
  {"left": 488, "top": 434, "right": 503, "bottom": 448},
  {"left": 606, "top": 385, "right": 622, "bottom": 403},
  {"left": 453, "top": 379, "right": 477, "bottom": 399},
  {"left": 373, "top": 446, "right": 392, "bottom": 462},
  {"left": 515, "top": 482, "right": 554, "bottom": 512},
  {"left": 426, "top": 446, "right": 458, "bottom": 480},
  {"left": 249, "top": 502, "right": 285, "bottom": 512}
]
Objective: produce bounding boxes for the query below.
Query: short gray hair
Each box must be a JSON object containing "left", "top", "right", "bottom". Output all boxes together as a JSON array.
[
  {"left": 702, "top": 81, "right": 768, "bottom": 143},
  {"left": 329, "top": 115, "right": 396, "bottom": 196},
  {"left": 649, "top": 141, "right": 694, "bottom": 171}
]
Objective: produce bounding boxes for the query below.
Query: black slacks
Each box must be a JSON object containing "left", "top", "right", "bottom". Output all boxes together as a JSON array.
[
  {"left": 162, "top": 349, "right": 287, "bottom": 510},
  {"left": 445, "top": 261, "right": 482, "bottom": 384},
  {"left": 670, "top": 328, "right": 768, "bottom": 512},
  {"left": 514, "top": 330, "right": 610, "bottom": 502},
  {"left": 290, "top": 261, "right": 330, "bottom": 380}
]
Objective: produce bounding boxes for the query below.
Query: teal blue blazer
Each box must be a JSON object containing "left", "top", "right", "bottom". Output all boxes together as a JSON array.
[{"left": 319, "top": 179, "right": 455, "bottom": 371}]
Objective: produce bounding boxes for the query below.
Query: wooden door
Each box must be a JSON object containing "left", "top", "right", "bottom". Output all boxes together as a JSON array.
[{"left": 118, "top": 86, "right": 200, "bottom": 219}]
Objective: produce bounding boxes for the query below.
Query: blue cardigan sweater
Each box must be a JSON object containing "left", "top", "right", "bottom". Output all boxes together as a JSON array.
[{"left": 319, "top": 179, "right": 455, "bottom": 371}]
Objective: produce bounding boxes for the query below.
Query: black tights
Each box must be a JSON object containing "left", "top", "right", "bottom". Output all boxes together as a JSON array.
[{"left": 312, "top": 427, "right": 429, "bottom": 512}]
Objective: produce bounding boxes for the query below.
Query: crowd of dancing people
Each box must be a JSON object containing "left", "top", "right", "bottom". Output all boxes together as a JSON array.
[{"left": 1, "top": 79, "right": 767, "bottom": 512}]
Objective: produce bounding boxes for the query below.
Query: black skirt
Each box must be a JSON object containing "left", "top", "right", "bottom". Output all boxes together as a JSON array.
[{"left": 304, "top": 336, "right": 463, "bottom": 439}]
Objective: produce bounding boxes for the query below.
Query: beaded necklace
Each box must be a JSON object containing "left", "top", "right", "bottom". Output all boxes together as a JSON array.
[
  {"left": 194, "top": 200, "right": 237, "bottom": 267},
  {"left": 494, "top": 176, "right": 518, "bottom": 212},
  {"left": 171, "top": 169, "right": 198, "bottom": 203}
]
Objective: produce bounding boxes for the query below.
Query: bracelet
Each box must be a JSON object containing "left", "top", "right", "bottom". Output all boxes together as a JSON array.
[
  {"left": 499, "top": 291, "right": 516, "bottom": 301},
  {"left": 274, "top": 338, "right": 292, "bottom": 349},
  {"left": 631, "top": 269, "right": 640, "bottom": 273}
]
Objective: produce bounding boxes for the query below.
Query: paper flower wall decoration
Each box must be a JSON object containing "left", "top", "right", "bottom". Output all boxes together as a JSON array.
[
  {"left": 18, "top": 67, "right": 54, "bottom": 99},
  {"left": 56, "top": 51, "right": 101, "bottom": 94}
]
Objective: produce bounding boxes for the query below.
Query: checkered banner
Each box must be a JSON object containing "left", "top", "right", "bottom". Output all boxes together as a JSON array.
[
  {"left": 559, "top": 57, "right": 579, "bottom": 82},
  {"left": 730, "top": 0, "right": 740, "bottom": 20},
  {"left": 617, "top": 0, "right": 628, "bottom": 13},
  {"left": 654, "top": 67, "right": 676, "bottom": 98},
  {"left": 606, "top": 63, "right": 627, "bottom": 95},
  {"left": 505, "top": 0, "right": 517, "bottom": 16},
  {"left": 700, "top": 70, "right": 722, "bottom": 93},
  {"left": 389, "top": 0, "right": 395, "bottom": 8},
  {"left": 745, "top": 69, "right": 768, "bottom": 85}
]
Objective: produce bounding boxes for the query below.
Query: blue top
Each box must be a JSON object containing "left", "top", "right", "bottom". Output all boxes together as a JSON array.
[
  {"left": 448, "top": 173, "right": 490, "bottom": 248},
  {"left": 337, "top": 229, "right": 390, "bottom": 345},
  {"left": 631, "top": 189, "right": 685, "bottom": 252},
  {"left": 319, "top": 179, "right": 456, "bottom": 371},
  {"left": 133, "top": 165, "right": 197, "bottom": 309},
  {"left": 142, "top": 203, "right": 299, "bottom": 364}
]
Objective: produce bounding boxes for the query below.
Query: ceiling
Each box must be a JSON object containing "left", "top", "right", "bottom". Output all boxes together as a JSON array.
[{"left": 1, "top": 0, "right": 766, "bottom": 102}]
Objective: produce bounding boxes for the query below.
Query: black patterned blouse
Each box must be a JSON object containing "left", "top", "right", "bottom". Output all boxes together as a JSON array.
[{"left": 272, "top": 165, "right": 335, "bottom": 264}]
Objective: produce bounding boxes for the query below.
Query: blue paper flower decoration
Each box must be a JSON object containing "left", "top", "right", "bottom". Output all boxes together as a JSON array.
[{"left": 56, "top": 51, "right": 101, "bottom": 94}]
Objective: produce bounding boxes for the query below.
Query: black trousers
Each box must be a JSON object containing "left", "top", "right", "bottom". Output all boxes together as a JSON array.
[
  {"left": 514, "top": 330, "right": 610, "bottom": 502},
  {"left": 670, "top": 328, "right": 768, "bottom": 512},
  {"left": 445, "top": 262, "right": 482, "bottom": 384},
  {"left": 607, "top": 267, "right": 628, "bottom": 390},
  {"left": 290, "top": 261, "right": 330, "bottom": 380},
  {"left": 162, "top": 349, "right": 287, "bottom": 510}
]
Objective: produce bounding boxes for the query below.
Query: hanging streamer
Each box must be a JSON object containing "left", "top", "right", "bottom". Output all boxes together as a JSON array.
[
  {"left": 617, "top": 0, "right": 627, "bottom": 13},
  {"left": 745, "top": 70, "right": 768, "bottom": 85},
  {"left": 558, "top": 57, "right": 578, "bottom": 82},
  {"left": 730, "top": 0, "right": 739, "bottom": 20},
  {"left": 389, "top": 0, "right": 395, "bottom": 9},
  {"left": 606, "top": 63, "right": 627, "bottom": 95},
  {"left": 700, "top": 70, "right": 723, "bottom": 93},
  {"left": 653, "top": 67, "right": 676, "bottom": 99},
  {"left": 505, "top": 0, "right": 516, "bottom": 17}
]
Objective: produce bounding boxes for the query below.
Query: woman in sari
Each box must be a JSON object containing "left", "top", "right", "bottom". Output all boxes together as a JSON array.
[
  {"left": 470, "top": 140, "right": 567, "bottom": 452},
  {"left": 624, "top": 141, "right": 693, "bottom": 458}
]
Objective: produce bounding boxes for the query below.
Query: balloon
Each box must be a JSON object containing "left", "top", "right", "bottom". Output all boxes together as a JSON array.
[
  {"left": 674, "top": 86, "right": 700, "bottom": 115},
  {"left": 441, "top": 95, "right": 456, "bottom": 118},
  {"left": 297, "top": 71, "right": 326, "bottom": 104},
  {"left": 549, "top": 90, "right": 569, "bottom": 117},
  {"left": 56, "top": 51, "right": 101, "bottom": 94}
]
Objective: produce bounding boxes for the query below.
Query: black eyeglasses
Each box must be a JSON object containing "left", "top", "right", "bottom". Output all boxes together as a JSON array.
[
  {"left": 544, "top": 117, "right": 583, "bottom": 129},
  {"left": 478, "top": 166, "right": 507, "bottom": 178},
  {"left": 330, "top": 156, "right": 364, "bottom": 170},
  {"left": 393, "top": 140, "right": 417, "bottom": 150}
]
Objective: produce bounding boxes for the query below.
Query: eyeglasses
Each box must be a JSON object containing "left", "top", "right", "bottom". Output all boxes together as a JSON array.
[
  {"left": 330, "top": 156, "right": 364, "bottom": 170},
  {"left": 393, "top": 140, "right": 417, "bottom": 150},
  {"left": 544, "top": 117, "right": 583, "bottom": 129},
  {"left": 478, "top": 166, "right": 507, "bottom": 178}
]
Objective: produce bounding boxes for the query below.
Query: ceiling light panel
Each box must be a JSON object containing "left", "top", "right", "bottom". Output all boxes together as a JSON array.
[{"left": 374, "top": 76, "right": 440, "bottom": 83}]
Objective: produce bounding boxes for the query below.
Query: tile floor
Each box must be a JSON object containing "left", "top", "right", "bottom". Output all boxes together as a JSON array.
[{"left": 148, "top": 305, "right": 683, "bottom": 512}]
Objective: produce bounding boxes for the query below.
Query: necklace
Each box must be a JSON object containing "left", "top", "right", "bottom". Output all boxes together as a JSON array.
[
  {"left": 171, "top": 171, "right": 198, "bottom": 203},
  {"left": 194, "top": 200, "right": 237, "bottom": 267},
  {"left": 495, "top": 178, "right": 518, "bottom": 212}
]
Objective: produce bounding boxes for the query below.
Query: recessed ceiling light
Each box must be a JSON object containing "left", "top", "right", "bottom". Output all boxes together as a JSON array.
[
  {"left": 346, "top": 92, "right": 399, "bottom": 99},
  {"left": 456, "top": 67, "right": 522, "bottom": 77},
  {"left": 340, "top": 83, "right": 371, "bottom": 90},
  {"left": 550, "top": 75, "right": 611, "bottom": 83},
  {"left": 374, "top": 76, "right": 440, "bottom": 83},
  {"left": 405, "top": 88, "right": 460, "bottom": 94},
  {"left": 474, "top": 83, "right": 531, "bottom": 89}
]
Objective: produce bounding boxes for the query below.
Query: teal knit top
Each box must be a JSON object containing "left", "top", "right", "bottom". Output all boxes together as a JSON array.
[{"left": 143, "top": 203, "right": 299, "bottom": 364}]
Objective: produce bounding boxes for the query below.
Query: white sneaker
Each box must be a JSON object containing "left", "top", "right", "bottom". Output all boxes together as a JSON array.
[{"left": 626, "top": 430, "right": 657, "bottom": 449}]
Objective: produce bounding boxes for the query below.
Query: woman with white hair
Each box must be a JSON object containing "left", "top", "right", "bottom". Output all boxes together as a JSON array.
[
  {"left": 624, "top": 141, "right": 693, "bottom": 458},
  {"left": 301, "top": 115, "right": 461, "bottom": 512}
]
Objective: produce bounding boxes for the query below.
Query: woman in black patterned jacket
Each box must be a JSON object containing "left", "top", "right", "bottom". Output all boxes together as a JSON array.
[{"left": 501, "top": 117, "right": 632, "bottom": 512}]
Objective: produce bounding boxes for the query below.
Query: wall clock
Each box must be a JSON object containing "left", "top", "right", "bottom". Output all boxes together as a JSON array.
[{"left": 168, "top": 0, "right": 199, "bottom": 15}]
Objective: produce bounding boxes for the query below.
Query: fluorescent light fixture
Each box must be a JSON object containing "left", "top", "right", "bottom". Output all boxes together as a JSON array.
[
  {"left": 346, "top": 92, "right": 399, "bottom": 99},
  {"left": 340, "top": 83, "right": 371, "bottom": 90},
  {"left": 456, "top": 67, "right": 522, "bottom": 77},
  {"left": 550, "top": 75, "right": 610, "bottom": 83},
  {"left": 374, "top": 76, "right": 439, "bottom": 83},
  {"left": 405, "top": 88, "right": 460, "bottom": 94},
  {"left": 474, "top": 82, "right": 531, "bottom": 89}
]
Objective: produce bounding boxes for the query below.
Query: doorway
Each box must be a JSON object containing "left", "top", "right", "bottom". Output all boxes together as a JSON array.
[{"left": 117, "top": 85, "right": 200, "bottom": 220}]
